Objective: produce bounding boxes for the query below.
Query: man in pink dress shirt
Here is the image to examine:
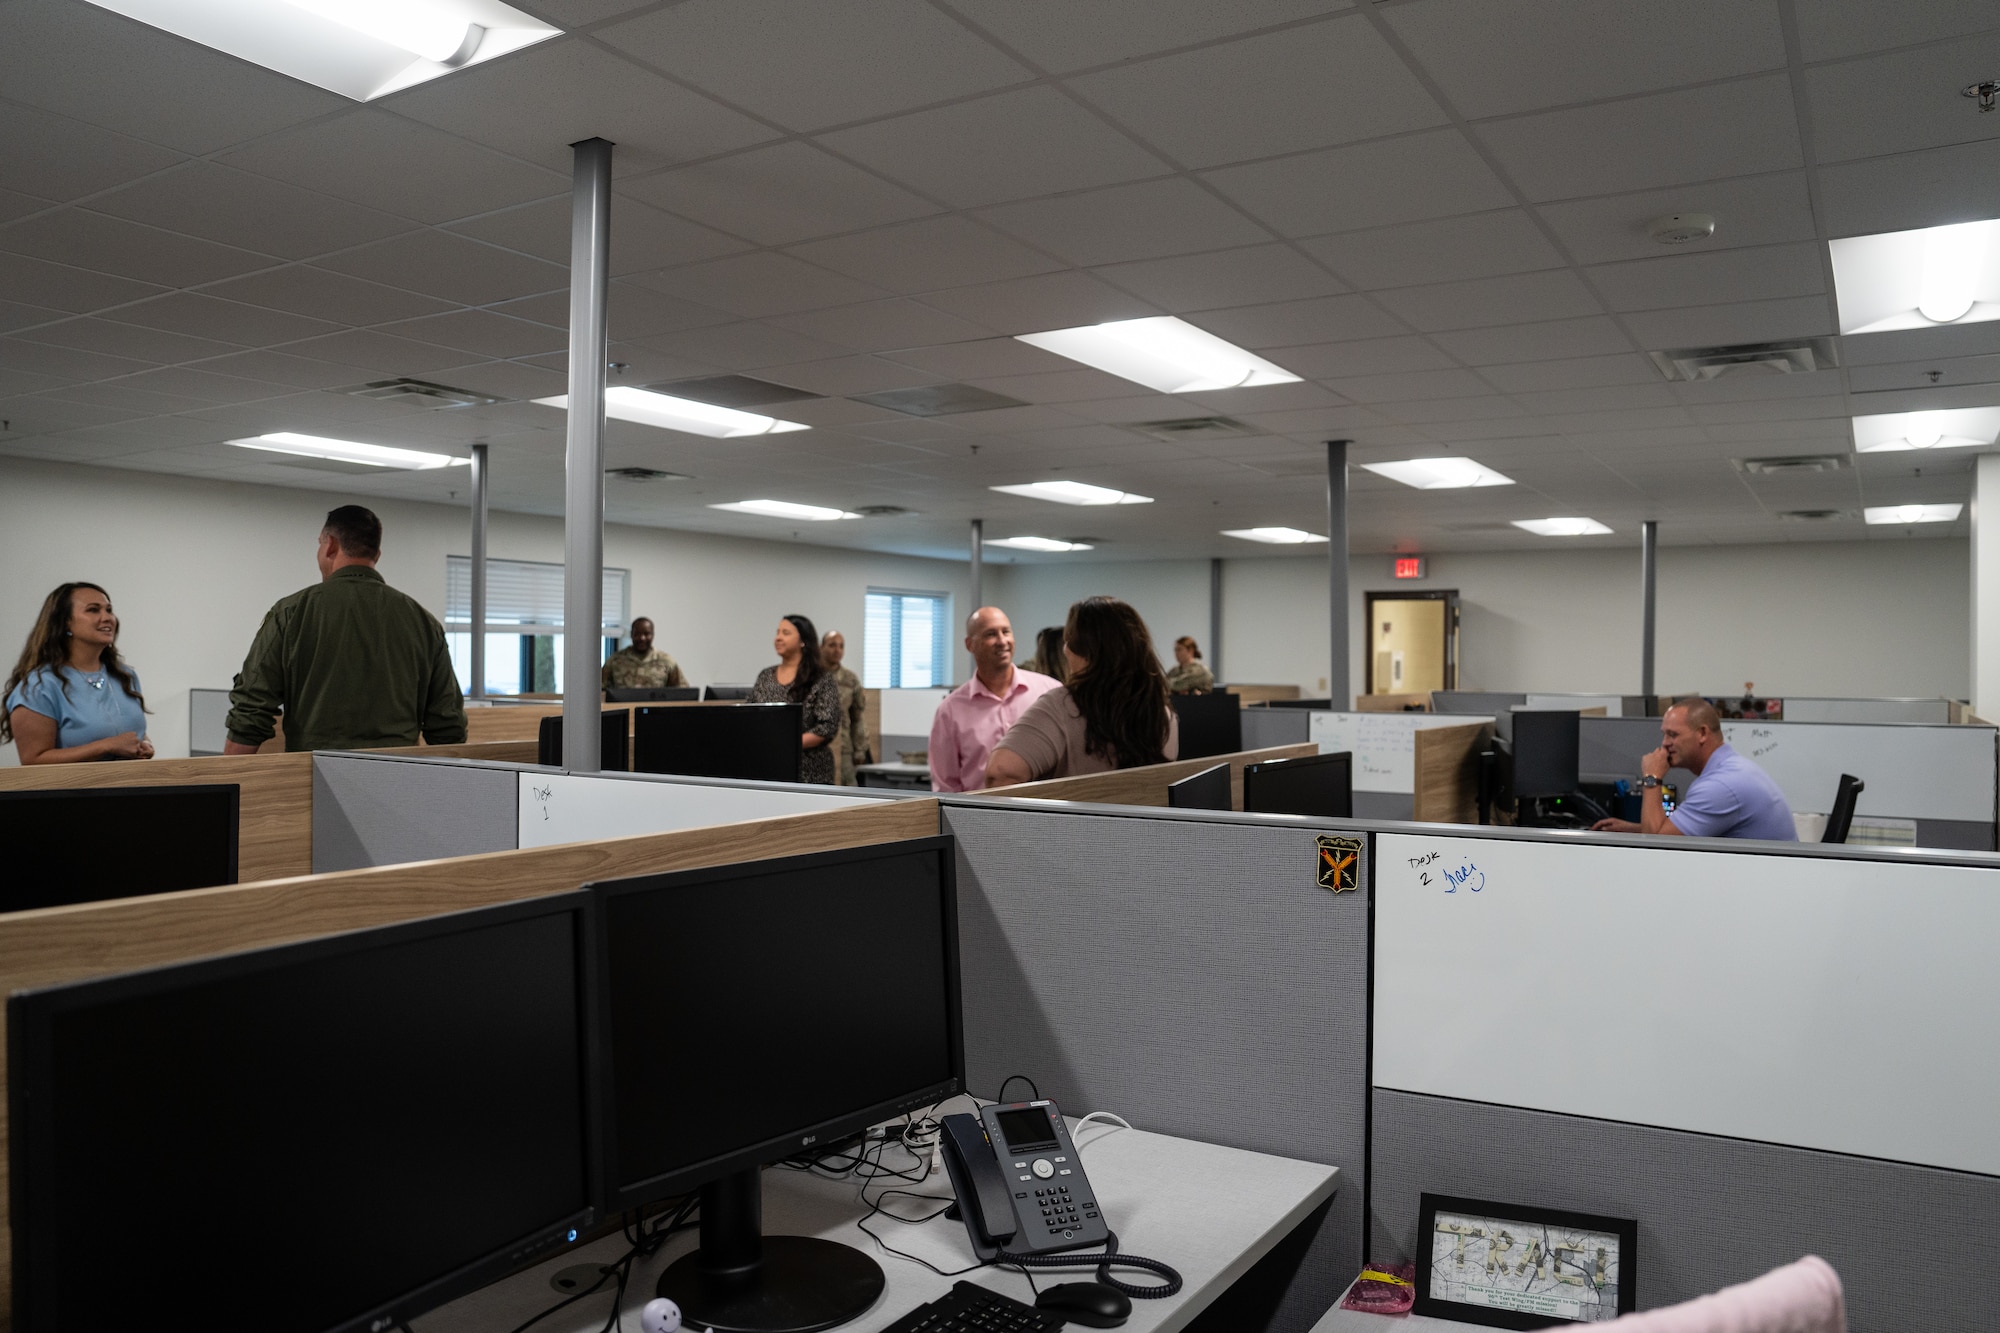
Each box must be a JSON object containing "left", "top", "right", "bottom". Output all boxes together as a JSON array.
[{"left": 928, "top": 606, "right": 1060, "bottom": 792}]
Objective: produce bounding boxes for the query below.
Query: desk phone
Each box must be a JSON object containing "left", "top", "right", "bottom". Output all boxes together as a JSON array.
[{"left": 940, "top": 1100, "right": 1110, "bottom": 1259}]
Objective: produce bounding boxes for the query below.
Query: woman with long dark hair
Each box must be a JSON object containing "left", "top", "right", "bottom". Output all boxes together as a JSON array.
[
  {"left": 984, "top": 597, "right": 1177, "bottom": 786},
  {"left": 1025, "top": 624, "right": 1068, "bottom": 685},
  {"left": 747, "top": 613, "right": 843, "bottom": 784},
  {"left": 4, "top": 582, "right": 153, "bottom": 764}
]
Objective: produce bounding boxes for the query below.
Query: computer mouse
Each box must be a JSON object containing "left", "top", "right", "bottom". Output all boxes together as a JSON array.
[{"left": 1034, "top": 1281, "right": 1132, "bottom": 1328}]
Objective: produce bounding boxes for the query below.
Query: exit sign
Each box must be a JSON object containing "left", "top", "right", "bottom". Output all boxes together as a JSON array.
[{"left": 1394, "top": 557, "right": 1427, "bottom": 580}]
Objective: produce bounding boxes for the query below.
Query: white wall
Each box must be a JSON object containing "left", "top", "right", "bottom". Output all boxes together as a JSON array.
[
  {"left": 985, "top": 558, "right": 1213, "bottom": 671},
  {"left": 0, "top": 458, "right": 971, "bottom": 762}
]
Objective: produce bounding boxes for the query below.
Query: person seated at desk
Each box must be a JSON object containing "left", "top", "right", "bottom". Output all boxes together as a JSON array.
[
  {"left": 985, "top": 597, "right": 1179, "bottom": 788},
  {"left": 4, "top": 581, "right": 153, "bottom": 764},
  {"left": 929, "top": 606, "right": 1058, "bottom": 792},
  {"left": 748, "top": 614, "right": 841, "bottom": 785},
  {"left": 1590, "top": 697, "right": 1795, "bottom": 840},
  {"left": 601, "top": 616, "right": 687, "bottom": 692}
]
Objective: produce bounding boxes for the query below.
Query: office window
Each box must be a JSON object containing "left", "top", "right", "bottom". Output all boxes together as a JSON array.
[
  {"left": 863, "top": 589, "right": 951, "bottom": 689},
  {"left": 444, "top": 557, "right": 629, "bottom": 695}
]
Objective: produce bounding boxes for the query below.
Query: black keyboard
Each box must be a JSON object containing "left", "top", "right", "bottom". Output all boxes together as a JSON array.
[{"left": 881, "top": 1280, "right": 1066, "bottom": 1332}]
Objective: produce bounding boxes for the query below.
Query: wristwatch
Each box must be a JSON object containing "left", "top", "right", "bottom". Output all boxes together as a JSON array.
[{"left": 1639, "top": 775, "right": 1663, "bottom": 790}]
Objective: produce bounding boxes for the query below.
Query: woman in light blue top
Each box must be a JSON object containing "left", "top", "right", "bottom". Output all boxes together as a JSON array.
[{"left": 3, "top": 582, "right": 153, "bottom": 764}]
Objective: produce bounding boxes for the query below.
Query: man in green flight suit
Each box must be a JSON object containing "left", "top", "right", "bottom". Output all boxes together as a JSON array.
[
  {"left": 601, "top": 617, "right": 688, "bottom": 691},
  {"left": 224, "top": 505, "right": 466, "bottom": 753},
  {"left": 821, "top": 629, "right": 871, "bottom": 786}
]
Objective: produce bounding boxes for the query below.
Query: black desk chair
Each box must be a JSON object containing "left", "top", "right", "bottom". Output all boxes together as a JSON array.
[{"left": 1823, "top": 774, "right": 1864, "bottom": 844}]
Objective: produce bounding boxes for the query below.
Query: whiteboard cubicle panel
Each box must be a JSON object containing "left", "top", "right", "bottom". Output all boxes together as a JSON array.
[
  {"left": 519, "top": 770, "right": 885, "bottom": 848},
  {"left": 878, "top": 688, "right": 949, "bottom": 737},
  {"left": 188, "top": 688, "right": 231, "bottom": 756},
  {"left": 1721, "top": 720, "right": 1993, "bottom": 822},
  {"left": 1779, "top": 695, "right": 1951, "bottom": 724},
  {"left": 1523, "top": 692, "right": 1622, "bottom": 717},
  {"left": 1372, "top": 829, "right": 2000, "bottom": 1177},
  {"left": 1306, "top": 712, "right": 1492, "bottom": 793}
]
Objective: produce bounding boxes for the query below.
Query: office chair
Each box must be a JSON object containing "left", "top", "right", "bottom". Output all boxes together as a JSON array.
[{"left": 1822, "top": 774, "right": 1864, "bottom": 844}]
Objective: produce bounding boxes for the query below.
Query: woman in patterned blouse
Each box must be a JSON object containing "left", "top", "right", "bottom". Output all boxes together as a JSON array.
[{"left": 748, "top": 613, "right": 842, "bottom": 784}]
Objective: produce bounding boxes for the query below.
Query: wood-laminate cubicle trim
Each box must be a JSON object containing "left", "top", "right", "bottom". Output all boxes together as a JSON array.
[{"left": 984, "top": 743, "right": 1319, "bottom": 810}]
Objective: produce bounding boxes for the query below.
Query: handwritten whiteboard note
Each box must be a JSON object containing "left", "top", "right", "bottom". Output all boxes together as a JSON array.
[{"left": 1307, "top": 713, "right": 1493, "bottom": 793}]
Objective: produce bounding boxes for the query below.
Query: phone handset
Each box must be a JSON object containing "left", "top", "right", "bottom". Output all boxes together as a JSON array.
[{"left": 940, "top": 1099, "right": 1110, "bottom": 1260}]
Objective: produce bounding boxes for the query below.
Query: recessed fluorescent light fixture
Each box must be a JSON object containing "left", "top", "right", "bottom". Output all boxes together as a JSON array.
[
  {"left": 1512, "top": 517, "right": 1612, "bottom": 537},
  {"left": 227, "top": 432, "right": 469, "bottom": 469},
  {"left": 709, "top": 500, "right": 858, "bottom": 521},
  {"left": 534, "top": 387, "right": 809, "bottom": 439},
  {"left": 1864, "top": 504, "right": 1962, "bottom": 525},
  {"left": 1015, "top": 316, "right": 1301, "bottom": 394},
  {"left": 80, "top": 0, "right": 559, "bottom": 101},
  {"left": 990, "top": 480, "right": 1153, "bottom": 506},
  {"left": 1828, "top": 219, "right": 2000, "bottom": 334},
  {"left": 1222, "top": 527, "right": 1327, "bottom": 544},
  {"left": 1851, "top": 407, "right": 2000, "bottom": 453},
  {"left": 1361, "top": 457, "right": 1515, "bottom": 489},
  {"left": 985, "top": 537, "right": 1096, "bottom": 552}
]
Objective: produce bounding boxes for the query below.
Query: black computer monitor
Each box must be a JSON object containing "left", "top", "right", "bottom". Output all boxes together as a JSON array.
[
  {"left": 0, "top": 784, "right": 238, "bottom": 911},
  {"left": 8, "top": 893, "right": 599, "bottom": 1333},
  {"left": 605, "top": 686, "right": 701, "bottom": 703},
  {"left": 633, "top": 702, "right": 801, "bottom": 782},
  {"left": 1511, "top": 709, "right": 1582, "bottom": 799},
  {"left": 1167, "top": 762, "right": 1232, "bottom": 811},
  {"left": 702, "top": 684, "right": 754, "bottom": 701},
  {"left": 592, "top": 837, "right": 962, "bottom": 1332},
  {"left": 538, "top": 709, "right": 631, "bottom": 770},
  {"left": 1243, "top": 750, "right": 1353, "bottom": 819},
  {"left": 1169, "top": 691, "right": 1243, "bottom": 760}
]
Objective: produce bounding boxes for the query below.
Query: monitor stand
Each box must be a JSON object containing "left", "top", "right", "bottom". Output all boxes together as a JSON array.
[{"left": 655, "top": 1166, "right": 885, "bottom": 1333}]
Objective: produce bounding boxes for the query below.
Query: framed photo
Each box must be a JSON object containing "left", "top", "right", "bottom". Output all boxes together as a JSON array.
[{"left": 1413, "top": 1194, "right": 1637, "bottom": 1328}]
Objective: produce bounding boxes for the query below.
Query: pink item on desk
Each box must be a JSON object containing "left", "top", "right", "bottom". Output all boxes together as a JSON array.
[{"left": 1600, "top": 1256, "right": 1845, "bottom": 1333}]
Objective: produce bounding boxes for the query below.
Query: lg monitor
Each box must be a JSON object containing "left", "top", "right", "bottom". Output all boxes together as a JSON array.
[
  {"left": 1167, "top": 763, "right": 1232, "bottom": 812},
  {"left": 702, "top": 684, "right": 755, "bottom": 701},
  {"left": 0, "top": 784, "right": 238, "bottom": 911},
  {"left": 1243, "top": 751, "right": 1353, "bottom": 819},
  {"left": 8, "top": 893, "right": 599, "bottom": 1333},
  {"left": 591, "top": 837, "right": 963, "bottom": 1332},
  {"left": 605, "top": 686, "right": 701, "bottom": 703},
  {"left": 1511, "top": 709, "right": 1582, "bottom": 799},
  {"left": 633, "top": 702, "right": 801, "bottom": 782},
  {"left": 1169, "top": 691, "right": 1243, "bottom": 760},
  {"left": 538, "top": 709, "right": 631, "bottom": 771}
]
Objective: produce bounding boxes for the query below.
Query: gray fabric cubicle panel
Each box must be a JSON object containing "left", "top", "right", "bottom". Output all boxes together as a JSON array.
[
  {"left": 1354, "top": 791, "right": 1413, "bottom": 820},
  {"left": 943, "top": 803, "right": 1369, "bottom": 1333},
  {"left": 1242, "top": 707, "right": 1313, "bottom": 749},
  {"left": 313, "top": 753, "right": 525, "bottom": 872},
  {"left": 1370, "top": 1089, "right": 1998, "bottom": 1332},
  {"left": 1436, "top": 691, "right": 1524, "bottom": 717}
]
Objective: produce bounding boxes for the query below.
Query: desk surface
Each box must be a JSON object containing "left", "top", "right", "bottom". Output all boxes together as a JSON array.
[
  {"left": 1307, "top": 1280, "right": 1471, "bottom": 1332},
  {"left": 420, "top": 1107, "right": 1338, "bottom": 1333}
]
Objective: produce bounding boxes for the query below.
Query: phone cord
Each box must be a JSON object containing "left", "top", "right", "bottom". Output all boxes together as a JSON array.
[{"left": 998, "top": 1231, "right": 1183, "bottom": 1299}]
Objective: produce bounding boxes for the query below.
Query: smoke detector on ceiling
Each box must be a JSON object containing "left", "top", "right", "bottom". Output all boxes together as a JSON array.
[
  {"left": 1735, "top": 455, "right": 1846, "bottom": 476},
  {"left": 1650, "top": 338, "right": 1838, "bottom": 382},
  {"left": 1647, "top": 212, "right": 1715, "bottom": 244}
]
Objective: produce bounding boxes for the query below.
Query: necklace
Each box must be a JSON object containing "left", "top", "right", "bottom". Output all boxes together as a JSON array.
[{"left": 78, "top": 667, "right": 105, "bottom": 689}]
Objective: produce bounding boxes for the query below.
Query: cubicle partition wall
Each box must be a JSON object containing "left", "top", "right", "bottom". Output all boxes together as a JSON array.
[
  {"left": 1242, "top": 706, "right": 1312, "bottom": 751},
  {"left": 1306, "top": 713, "right": 1492, "bottom": 821},
  {"left": 1366, "top": 826, "right": 2000, "bottom": 1331},
  {"left": 988, "top": 743, "right": 1317, "bottom": 811},
  {"left": 942, "top": 798, "right": 1371, "bottom": 1333},
  {"left": 1776, "top": 695, "right": 1953, "bottom": 723}
]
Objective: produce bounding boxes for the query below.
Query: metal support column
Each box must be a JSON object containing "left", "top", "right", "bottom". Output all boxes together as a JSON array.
[
  {"left": 1209, "top": 557, "right": 1223, "bottom": 683},
  {"left": 468, "top": 442, "right": 489, "bottom": 701},
  {"left": 1640, "top": 519, "right": 1658, "bottom": 701},
  {"left": 968, "top": 518, "right": 983, "bottom": 681},
  {"left": 562, "top": 137, "right": 613, "bottom": 771},
  {"left": 1326, "top": 440, "right": 1351, "bottom": 707}
]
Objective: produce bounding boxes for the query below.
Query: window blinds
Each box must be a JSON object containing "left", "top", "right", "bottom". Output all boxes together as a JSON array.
[{"left": 445, "top": 557, "right": 629, "bottom": 636}]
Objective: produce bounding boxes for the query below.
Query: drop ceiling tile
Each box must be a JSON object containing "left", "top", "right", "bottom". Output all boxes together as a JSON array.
[
  {"left": 1431, "top": 315, "right": 1636, "bottom": 364},
  {"left": 192, "top": 349, "right": 368, "bottom": 390},
  {"left": 1477, "top": 354, "right": 1663, "bottom": 392},
  {"left": 1374, "top": 269, "right": 1604, "bottom": 332},
  {"left": 1323, "top": 367, "right": 1498, "bottom": 403},
  {"left": 1069, "top": 16, "right": 1445, "bottom": 169},
  {"left": 1844, "top": 353, "right": 2000, "bottom": 395},
  {"left": 113, "top": 366, "right": 296, "bottom": 404},
  {"left": 1234, "top": 405, "right": 1396, "bottom": 434},
  {"left": 1618, "top": 295, "right": 1834, "bottom": 349},
  {"left": 1205, "top": 129, "right": 1514, "bottom": 237},
  {"left": 1686, "top": 397, "right": 1847, "bottom": 426},
  {"left": 1536, "top": 173, "right": 1818, "bottom": 266},
  {"left": 1092, "top": 244, "right": 1347, "bottom": 312},
  {"left": 108, "top": 292, "right": 342, "bottom": 348},
  {"left": 530, "top": 342, "right": 723, "bottom": 383},
  {"left": 448, "top": 195, "right": 749, "bottom": 273},
  {"left": 882, "top": 338, "right": 1076, "bottom": 379},
  {"left": 281, "top": 329, "right": 482, "bottom": 376},
  {"left": 202, "top": 265, "right": 457, "bottom": 327},
  {"left": 1298, "top": 210, "right": 1566, "bottom": 291},
  {"left": 1182, "top": 381, "right": 1350, "bottom": 416},
  {"left": 373, "top": 310, "right": 570, "bottom": 361},
  {"left": 1815, "top": 136, "right": 2000, "bottom": 238},
  {"left": 385, "top": 38, "right": 777, "bottom": 177},
  {"left": 920, "top": 271, "right": 1161, "bottom": 335},
  {"left": 1509, "top": 383, "right": 1685, "bottom": 416},
  {"left": 499, "top": 284, "right": 738, "bottom": 341},
  {"left": 1792, "top": 0, "right": 2000, "bottom": 63},
  {"left": 0, "top": 300, "right": 64, "bottom": 335},
  {"left": 640, "top": 252, "right": 890, "bottom": 319},
  {"left": 1476, "top": 76, "right": 1804, "bottom": 202},
  {"left": 0, "top": 210, "right": 277, "bottom": 288},
  {"left": 945, "top": 0, "right": 1350, "bottom": 74},
  {"left": 215, "top": 112, "right": 567, "bottom": 226},
  {"left": 817, "top": 86, "right": 1169, "bottom": 209},
  {"left": 0, "top": 187, "right": 54, "bottom": 227},
  {"left": 15, "top": 316, "right": 241, "bottom": 365},
  {"left": 787, "top": 216, "right": 1062, "bottom": 296},
  {"left": 427, "top": 360, "right": 572, "bottom": 402},
  {"left": 940, "top": 404, "right": 1090, "bottom": 434},
  {"left": 768, "top": 300, "right": 996, "bottom": 353},
  {"left": 977, "top": 179, "right": 1270, "bottom": 267},
  {"left": 0, "top": 253, "right": 169, "bottom": 316},
  {"left": 0, "top": 337, "right": 156, "bottom": 383},
  {"left": 0, "top": 102, "right": 186, "bottom": 205},
  {"left": 641, "top": 320, "right": 855, "bottom": 371},
  {"left": 1267, "top": 337, "right": 1461, "bottom": 377},
  {"left": 316, "top": 231, "right": 568, "bottom": 308},
  {"left": 1191, "top": 294, "right": 1413, "bottom": 349},
  {"left": 598, "top": 0, "right": 1032, "bottom": 132},
  {"left": 622, "top": 142, "right": 939, "bottom": 247},
  {"left": 966, "top": 369, "right": 1151, "bottom": 404},
  {"left": 1385, "top": 0, "right": 1786, "bottom": 119},
  {"left": 1586, "top": 243, "right": 1826, "bottom": 313},
  {"left": 1805, "top": 36, "right": 2000, "bottom": 164}
]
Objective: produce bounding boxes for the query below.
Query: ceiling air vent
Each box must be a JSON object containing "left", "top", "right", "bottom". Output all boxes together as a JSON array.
[
  {"left": 852, "top": 384, "right": 1027, "bottom": 417},
  {"left": 345, "top": 378, "right": 503, "bottom": 408},
  {"left": 605, "top": 467, "right": 689, "bottom": 482},
  {"left": 1734, "top": 455, "right": 1846, "bottom": 476},
  {"left": 650, "top": 374, "right": 822, "bottom": 408},
  {"left": 1131, "top": 416, "right": 1260, "bottom": 442},
  {"left": 1777, "top": 509, "right": 1850, "bottom": 522},
  {"left": 852, "top": 505, "right": 914, "bottom": 517},
  {"left": 1648, "top": 338, "right": 1839, "bottom": 383}
]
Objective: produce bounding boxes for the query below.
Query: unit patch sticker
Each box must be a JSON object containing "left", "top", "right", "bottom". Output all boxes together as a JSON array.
[{"left": 1316, "top": 835, "right": 1362, "bottom": 893}]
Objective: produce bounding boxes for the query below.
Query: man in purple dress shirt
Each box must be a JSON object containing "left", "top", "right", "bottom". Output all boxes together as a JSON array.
[
  {"left": 1592, "top": 697, "right": 1796, "bottom": 840},
  {"left": 927, "top": 607, "right": 1059, "bottom": 793}
]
